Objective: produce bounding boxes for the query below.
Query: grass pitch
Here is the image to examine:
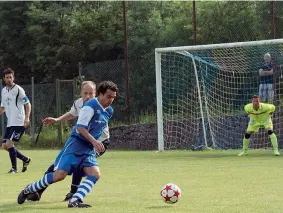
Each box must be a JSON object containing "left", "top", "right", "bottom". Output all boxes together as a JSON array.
[{"left": 0, "top": 149, "right": 282, "bottom": 213}]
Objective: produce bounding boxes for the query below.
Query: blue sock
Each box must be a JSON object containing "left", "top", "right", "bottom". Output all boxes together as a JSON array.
[
  {"left": 70, "top": 176, "right": 98, "bottom": 202},
  {"left": 70, "top": 172, "right": 83, "bottom": 193},
  {"left": 28, "top": 173, "right": 54, "bottom": 193},
  {"left": 8, "top": 147, "right": 17, "bottom": 170},
  {"left": 36, "top": 164, "right": 55, "bottom": 195}
]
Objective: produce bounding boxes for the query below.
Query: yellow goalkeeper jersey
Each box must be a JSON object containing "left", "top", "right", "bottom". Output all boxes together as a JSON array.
[{"left": 244, "top": 103, "right": 275, "bottom": 124}]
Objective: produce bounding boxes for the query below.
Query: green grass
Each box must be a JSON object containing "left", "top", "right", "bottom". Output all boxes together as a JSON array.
[
  {"left": 15, "top": 124, "right": 73, "bottom": 149},
  {"left": 0, "top": 149, "right": 283, "bottom": 213}
]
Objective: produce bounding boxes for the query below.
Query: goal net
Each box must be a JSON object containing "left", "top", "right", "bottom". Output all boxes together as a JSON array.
[{"left": 155, "top": 39, "right": 283, "bottom": 151}]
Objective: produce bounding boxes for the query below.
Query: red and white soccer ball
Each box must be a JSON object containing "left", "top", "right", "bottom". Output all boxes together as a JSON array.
[{"left": 160, "top": 183, "right": 181, "bottom": 204}]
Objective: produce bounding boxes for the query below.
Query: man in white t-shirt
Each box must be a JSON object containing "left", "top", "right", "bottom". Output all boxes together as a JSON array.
[
  {"left": 0, "top": 68, "right": 32, "bottom": 174},
  {"left": 27, "top": 81, "right": 110, "bottom": 202}
]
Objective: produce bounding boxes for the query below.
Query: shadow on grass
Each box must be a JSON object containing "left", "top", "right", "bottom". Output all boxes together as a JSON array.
[
  {"left": 146, "top": 205, "right": 174, "bottom": 209},
  {"left": 190, "top": 152, "right": 280, "bottom": 159},
  {"left": 153, "top": 149, "right": 281, "bottom": 159},
  {"left": 0, "top": 201, "right": 67, "bottom": 212}
]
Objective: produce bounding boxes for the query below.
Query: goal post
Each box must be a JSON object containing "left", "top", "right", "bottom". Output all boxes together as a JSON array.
[
  {"left": 155, "top": 49, "right": 164, "bottom": 151},
  {"left": 155, "top": 39, "right": 283, "bottom": 151}
]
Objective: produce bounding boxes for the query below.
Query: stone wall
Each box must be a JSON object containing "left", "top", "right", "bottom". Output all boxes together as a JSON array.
[
  {"left": 109, "top": 123, "right": 158, "bottom": 150},
  {"left": 109, "top": 111, "right": 283, "bottom": 150}
]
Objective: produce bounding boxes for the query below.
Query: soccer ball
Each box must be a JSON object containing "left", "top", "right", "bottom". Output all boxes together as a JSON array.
[{"left": 160, "top": 183, "right": 181, "bottom": 204}]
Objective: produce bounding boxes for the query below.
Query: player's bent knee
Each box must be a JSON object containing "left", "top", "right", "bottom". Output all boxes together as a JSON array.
[
  {"left": 83, "top": 166, "right": 101, "bottom": 179},
  {"left": 244, "top": 133, "right": 251, "bottom": 139},
  {"left": 53, "top": 170, "right": 67, "bottom": 182},
  {"left": 94, "top": 172, "right": 101, "bottom": 179},
  {"left": 268, "top": 130, "right": 274, "bottom": 135},
  {"left": 1, "top": 143, "right": 8, "bottom": 151},
  {"left": 90, "top": 173, "right": 101, "bottom": 180},
  {"left": 5, "top": 140, "right": 14, "bottom": 148}
]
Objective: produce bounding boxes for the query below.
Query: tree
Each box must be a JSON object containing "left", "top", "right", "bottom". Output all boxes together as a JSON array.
[{"left": 0, "top": 1, "right": 31, "bottom": 81}]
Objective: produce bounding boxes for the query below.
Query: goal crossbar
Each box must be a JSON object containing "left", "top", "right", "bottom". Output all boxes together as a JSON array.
[{"left": 155, "top": 39, "right": 283, "bottom": 53}]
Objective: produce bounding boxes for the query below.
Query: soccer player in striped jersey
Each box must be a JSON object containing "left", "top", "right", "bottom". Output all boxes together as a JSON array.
[
  {"left": 27, "top": 81, "right": 110, "bottom": 202},
  {"left": 0, "top": 68, "right": 32, "bottom": 174},
  {"left": 238, "top": 95, "right": 280, "bottom": 156},
  {"left": 18, "top": 81, "right": 117, "bottom": 208}
]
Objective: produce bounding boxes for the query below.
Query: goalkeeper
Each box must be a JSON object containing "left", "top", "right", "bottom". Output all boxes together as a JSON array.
[{"left": 238, "top": 95, "right": 280, "bottom": 156}]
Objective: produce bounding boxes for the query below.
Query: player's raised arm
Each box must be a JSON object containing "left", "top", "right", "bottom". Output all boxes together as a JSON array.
[
  {"left": 43, "top": 81, "right": 96, "bottom": 125},
  {"left": 42, "top": 113, "right": 76, "bottom": 125},
  {"left": 43, "top": 99, "right": 81, "bottom": 124}
]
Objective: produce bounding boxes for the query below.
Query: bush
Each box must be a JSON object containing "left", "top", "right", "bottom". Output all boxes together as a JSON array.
[{"left": 30, "top": 122, "right": 72, "bottom": 148}]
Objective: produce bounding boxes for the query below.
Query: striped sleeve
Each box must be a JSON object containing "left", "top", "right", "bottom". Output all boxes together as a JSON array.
[
  {"left": 18, "top": 86, "right": 29, "bottom": 104},
  {"left": 69, "top": 101, "right": 79, "bottom": 116}
]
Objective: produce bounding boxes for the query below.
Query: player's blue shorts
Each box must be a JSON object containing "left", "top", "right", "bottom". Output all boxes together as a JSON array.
[{"left": 53, "top": 137, "right": 98, "bottom": 175}]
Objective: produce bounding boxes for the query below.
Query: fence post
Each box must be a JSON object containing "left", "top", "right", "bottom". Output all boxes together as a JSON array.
[
  {"left": 78, "top": 62, "right": 82, "bottom": 79},
  {"left": 0, "top": 79, "right": 4, "bottom": 136},
  {"left": 73, "top": 77, "right": 77, "bottom": 100},
  {"left": 55, "top": 79, "right": 62, "bottom": 145},
  {"left": 31, "top": 77, "right": 35, "bottom": 142}
]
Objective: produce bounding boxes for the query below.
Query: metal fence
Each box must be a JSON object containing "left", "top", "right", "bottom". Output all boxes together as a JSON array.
[
  {"left": 1, "top": 1, "right": 283, "bottom": 147},
  {"left": 80, "top": 1, "right": 283, "bottom": 124},
  {"left": 0, "top": 78, "right": 78, "bottom": 146}
]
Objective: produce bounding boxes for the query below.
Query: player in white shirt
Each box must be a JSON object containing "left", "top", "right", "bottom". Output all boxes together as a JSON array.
[
  {"left": 0, "top": 68, "right": 32, "bottom": 174},
  {"left": 27, "top": 81, "right": 110, "bottom": 202}
]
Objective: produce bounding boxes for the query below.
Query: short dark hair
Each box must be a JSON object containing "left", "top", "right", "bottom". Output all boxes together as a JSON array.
[
  {"left": 97, "top": 81, "right": 118, "bottom": 95},
  {"left": 3, "top": 68, "right": 15, "bottom": 78},
  {"left": 252, "top": 95, "right": 260, "bottom": 99}
]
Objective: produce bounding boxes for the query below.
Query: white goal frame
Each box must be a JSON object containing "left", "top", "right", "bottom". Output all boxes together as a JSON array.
[{"left": 155, "top": 38, "right": 283, "bottom": 151}]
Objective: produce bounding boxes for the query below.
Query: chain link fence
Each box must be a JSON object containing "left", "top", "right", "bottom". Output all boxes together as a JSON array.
[
  {"left": 0, "top": 79, "right": 78, "bottom": 147},
  {"left": 82, "top": 60, "right": 126, "bottom": 121},
  {"left": 1, "top": 1, "right": 283, "bottom": 148},
  {"left": 81, "top": 1, "right": 283, "bottom": 124}
]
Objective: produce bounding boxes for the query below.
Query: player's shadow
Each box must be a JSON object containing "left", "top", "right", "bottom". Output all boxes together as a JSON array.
[
  {"left": 190, "top": 151, "right": 281, "bottom": 159},
  {"left": 0, "top": 203, "right": 26, "bottom": 213},
  {"left": 146, "top": 205, "right": 174, "bottom": 209},
  {"left": 0, "top": 202, "right": 66, "bottom": 212},
  {"left": 162, "top": 150, "right": 281, "bottom": 159},
  {"left": 155, "top": 152, "right": 237, "bottom": 159}
]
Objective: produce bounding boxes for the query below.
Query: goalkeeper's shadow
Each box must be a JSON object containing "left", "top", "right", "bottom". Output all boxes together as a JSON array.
[{"left": 186, "top": 150, "right": 281, "bottom": 159}]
